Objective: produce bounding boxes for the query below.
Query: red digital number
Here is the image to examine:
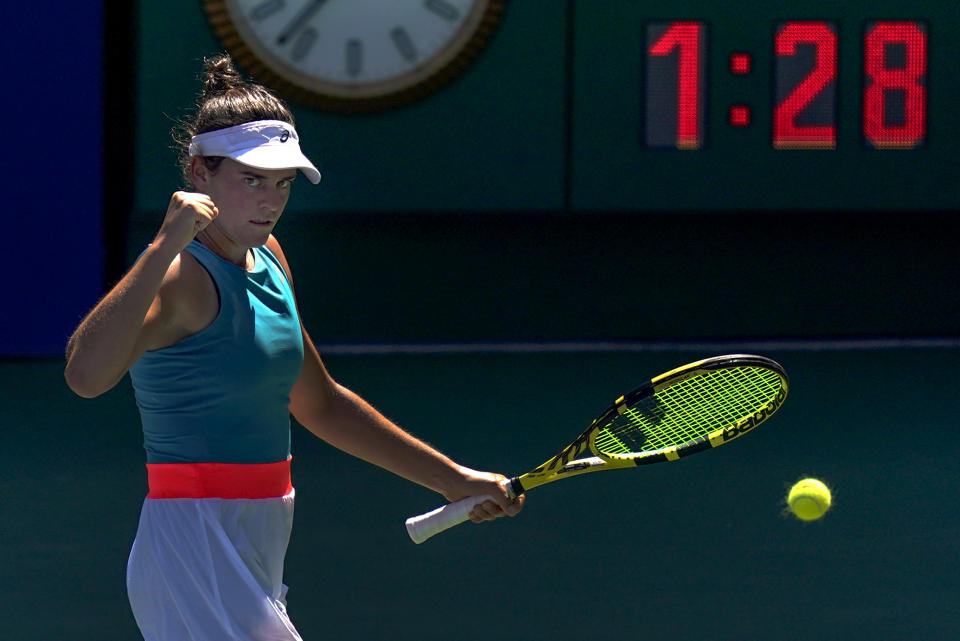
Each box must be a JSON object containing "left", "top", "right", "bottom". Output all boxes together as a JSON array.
[
  {"left": 649, "top": 22, "right": 703, "bottom": 149},
  {"left": 773, "top": 22, "right": 838, "bottom": 149},
  {"left": 863, "top": 22, "right": 927, "bottom": 149}
]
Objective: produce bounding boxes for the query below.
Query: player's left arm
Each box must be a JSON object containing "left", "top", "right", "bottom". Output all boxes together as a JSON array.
[{"left": 265, "top": 236, "right": 523, "bottom": 520}]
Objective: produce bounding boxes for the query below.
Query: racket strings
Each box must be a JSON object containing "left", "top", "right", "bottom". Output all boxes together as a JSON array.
[{"left": 593, "top": 367, "right": 784, "bottom": 455}]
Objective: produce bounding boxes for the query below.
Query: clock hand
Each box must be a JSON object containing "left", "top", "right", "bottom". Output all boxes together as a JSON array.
[{"left": 276, "top": 0, "right": 330, "bottom": 46}]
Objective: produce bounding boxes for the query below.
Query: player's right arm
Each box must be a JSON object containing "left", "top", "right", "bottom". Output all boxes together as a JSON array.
[{"left": 64, "top": 192, "right": 218, "bottom": 398}]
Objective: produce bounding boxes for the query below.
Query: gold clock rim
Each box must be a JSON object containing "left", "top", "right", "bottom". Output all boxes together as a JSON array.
[{"left": 202, "top": 0, "right": 506, "bottom": 113}]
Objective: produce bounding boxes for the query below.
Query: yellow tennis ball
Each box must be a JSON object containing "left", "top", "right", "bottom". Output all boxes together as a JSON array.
[{"left": 787, "top": 478, "right": 832, "bottom": 521}]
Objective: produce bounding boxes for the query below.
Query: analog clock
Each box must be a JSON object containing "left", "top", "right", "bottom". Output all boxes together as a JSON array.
[{"left": 203, "top": 0, "right": 506, "bottom": 112}]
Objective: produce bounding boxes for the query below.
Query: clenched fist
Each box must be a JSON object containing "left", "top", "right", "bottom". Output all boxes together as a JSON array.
[{"left": 155, "top": 192, "right": 218, "bottom": 253}]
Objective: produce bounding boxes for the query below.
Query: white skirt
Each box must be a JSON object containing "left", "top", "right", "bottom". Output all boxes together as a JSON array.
[{"left": 127, "top": 491, "right": 303, "bottom": 641}]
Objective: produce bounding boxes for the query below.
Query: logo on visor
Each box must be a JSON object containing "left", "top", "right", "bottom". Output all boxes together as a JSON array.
[{"left": 279, "top": 130, "right": 291, "bottom": 143}]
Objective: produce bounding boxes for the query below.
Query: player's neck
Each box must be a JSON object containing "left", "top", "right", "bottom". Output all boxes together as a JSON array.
[{"left": 196, "top": 225, "right": 253, "bottom": 270}]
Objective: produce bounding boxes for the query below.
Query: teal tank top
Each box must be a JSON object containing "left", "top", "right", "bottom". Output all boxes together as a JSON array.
[{"left": 130, "top": 241, "right": 305, "bottom": 464}]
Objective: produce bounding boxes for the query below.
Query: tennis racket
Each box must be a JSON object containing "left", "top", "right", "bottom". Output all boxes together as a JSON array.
[{"left": 406, "top": 354, "right": 788, "bottom": 543}]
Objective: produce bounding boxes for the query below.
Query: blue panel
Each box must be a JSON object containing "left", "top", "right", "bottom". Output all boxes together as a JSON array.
[{"left": 2, "top": 4, "right": 103, "bottom": 356}]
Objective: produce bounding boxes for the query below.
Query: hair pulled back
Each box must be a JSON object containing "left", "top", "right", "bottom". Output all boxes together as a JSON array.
[{"left": 176, "top": 54, "right": 294, "bottom": 187}]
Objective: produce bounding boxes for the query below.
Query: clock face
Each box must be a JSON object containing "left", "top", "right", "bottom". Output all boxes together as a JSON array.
[{"left": 205, "top": 0, "right": 504, "bottom": 111}]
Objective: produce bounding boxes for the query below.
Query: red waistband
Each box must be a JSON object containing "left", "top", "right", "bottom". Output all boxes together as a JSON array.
[{"left": 146, "top": 457, "right": 293, "bottom": 499}]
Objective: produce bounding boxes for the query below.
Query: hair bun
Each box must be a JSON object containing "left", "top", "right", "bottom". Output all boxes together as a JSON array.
[
  {"left": 202, "top": 54, "right": 245, "bottom": 97},
  {"left": 177, "top": 52, "right": 294, "bottom": 188}
]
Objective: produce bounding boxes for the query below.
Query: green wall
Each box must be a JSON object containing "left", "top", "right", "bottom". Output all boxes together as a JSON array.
[
  {"left": 130, "top": 1, "right": 959, "bottom": 344},
  {"left": 134, "top": 0, "right": 567, "bottom": 214},
  {"left": 135, "top": 1, "right": 960, "bottom": 215},
  {"left": 572, "top": 1, "right": 960, "bottom": 211}
]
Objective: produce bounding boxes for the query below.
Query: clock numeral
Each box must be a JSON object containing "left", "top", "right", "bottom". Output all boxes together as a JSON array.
[
  {"left": 424, "top": 0, "right": 460, "bottom": 21},
  {"left": 391, "top": 27, "right": 419, "bottom": 62},
  {"left": 291, "top": 27, "right": 318, "bottom": 62},
  {"left": 773, "top": 21, "right": 838, "bottom": 149},
  {"left": 250, "top": 0, "right": 285, "bottom": 22},
  {"left": 645, "top": 21, "right": 706, "bottom": 150},
  {"left": 346, "top": 39, "right": 363, "bottom": 78},
  {"left": 863, "top": 21, "right": 927, "bottom": 149}
]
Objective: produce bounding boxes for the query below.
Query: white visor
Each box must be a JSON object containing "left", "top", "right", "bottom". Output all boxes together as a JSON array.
[{"left": 188, "top": 120, "right": 321, "bottom": 184}]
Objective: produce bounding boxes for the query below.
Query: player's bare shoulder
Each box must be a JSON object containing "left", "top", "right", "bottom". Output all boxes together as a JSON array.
[
  {"left": 153, "top": 248, "right": 219, "bottom": 342},
  {"left": 175, "top": 248, "right": 219, "bottom": 333},
  {"left": 265, "top": 234, "right": 296, "bottom": 285}
]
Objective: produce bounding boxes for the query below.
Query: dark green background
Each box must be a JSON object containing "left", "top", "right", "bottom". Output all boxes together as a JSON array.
[
  {"left": 572, "top": 3, "right": 960, "bottom": 211},
  {"left": 5, "top": 1, "right": 960, "bottom": 640},
  {"left": 134, "top": 1, "right": 960, "bottom": 215},
  {"left": 128, "top": 0, "right": 960, "bottom": 344},
  {"left": 4, "top": 349, "right": 959, "bottom": 640}
]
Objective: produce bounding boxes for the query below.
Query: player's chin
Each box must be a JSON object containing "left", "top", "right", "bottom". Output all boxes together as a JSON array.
[{"left": 246, "top": 225, "right": 275, "bottom": 246}]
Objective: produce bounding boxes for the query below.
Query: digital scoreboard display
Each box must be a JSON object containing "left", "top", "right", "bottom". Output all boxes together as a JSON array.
[
  {"left": 571, "top": 4, "right": 959, "bottom": 211},
  {"left": 644, "top": 21, "right": 926, "bottom": 150}
]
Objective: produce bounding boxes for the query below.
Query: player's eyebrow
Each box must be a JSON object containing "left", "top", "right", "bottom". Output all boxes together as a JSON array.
[{"left": 241, "top": 170, "right": 296, "bottom": 182}]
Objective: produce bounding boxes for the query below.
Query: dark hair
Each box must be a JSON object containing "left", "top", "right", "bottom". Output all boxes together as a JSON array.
[{"left": 175, "top": 54, "right": 295, "bottom": 188}]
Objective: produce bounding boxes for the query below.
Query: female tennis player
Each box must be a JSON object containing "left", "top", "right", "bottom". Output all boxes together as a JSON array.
[{"left": 64, "top": 54, "right": 523, "bottom": 641}]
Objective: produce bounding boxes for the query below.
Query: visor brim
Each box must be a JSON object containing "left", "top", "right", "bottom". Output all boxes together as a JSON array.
[{"left": 231, "top": 146, "right": 322, "bottom": 184}]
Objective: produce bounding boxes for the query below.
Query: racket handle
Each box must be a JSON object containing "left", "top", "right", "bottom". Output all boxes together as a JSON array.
[
  {"left": 405, "top": 494, "right": 493, "bottom": 544},
  {"left": 406, "top": 478, "right": 520, "bottom": 544}
]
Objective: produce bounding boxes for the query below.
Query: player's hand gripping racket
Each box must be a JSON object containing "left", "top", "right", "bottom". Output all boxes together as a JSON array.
[{"left": 406, "top": 354, "right": 788, "bottom": 543}]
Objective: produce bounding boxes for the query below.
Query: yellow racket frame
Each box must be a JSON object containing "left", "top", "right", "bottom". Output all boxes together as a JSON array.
[{"left": 511, "top": 354, "right": 789, "bottom": 495}]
